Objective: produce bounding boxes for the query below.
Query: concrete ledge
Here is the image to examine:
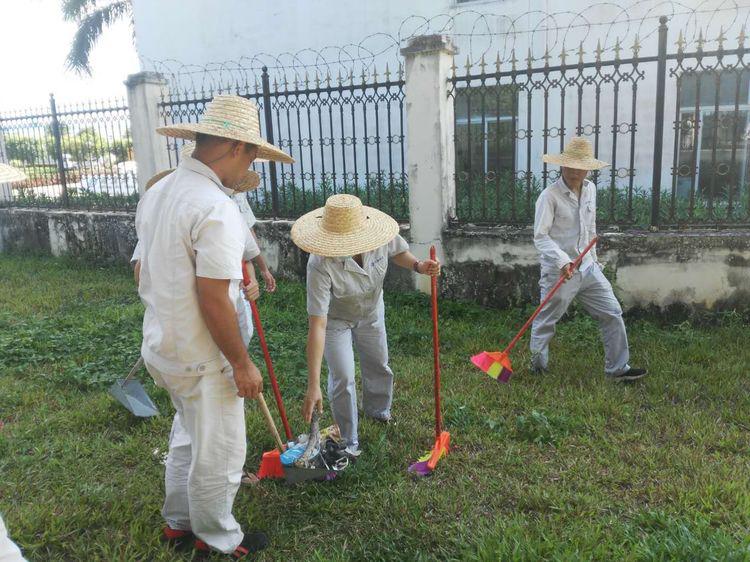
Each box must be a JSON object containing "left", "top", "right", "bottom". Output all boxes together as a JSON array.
[{"left": 1, "top": 207, "right": 748, "bottom": 312}]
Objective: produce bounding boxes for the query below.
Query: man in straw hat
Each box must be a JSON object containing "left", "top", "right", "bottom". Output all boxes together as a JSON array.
[
  {"left": 531, "top": 137, "right": 646, "bottom": 381},
  {"left": 291, "top": 194, "right": 440, "bottom": 456},
  {"left": 135, "top": 95, "right": 293, "bottom": 558},
  {"left": 0, "top": 165, "right": 29, "bottom": 562}
]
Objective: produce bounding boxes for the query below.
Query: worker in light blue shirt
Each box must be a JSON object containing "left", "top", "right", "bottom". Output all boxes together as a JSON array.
[{"left": 530, "top": 137, "right": 646, "bottom": 381}]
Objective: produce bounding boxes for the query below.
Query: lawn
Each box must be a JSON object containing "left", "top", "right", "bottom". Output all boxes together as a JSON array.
[{"left": 1, "top": 255, "right": 750, "bottom": 561}]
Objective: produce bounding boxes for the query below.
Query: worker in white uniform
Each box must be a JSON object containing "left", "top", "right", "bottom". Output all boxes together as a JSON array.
[
  {"left": 0, "top": 165, "right": 28, "bottom": 562},
  {"left": 136, "top": 95, "right": 294, "bottom": 559},
  {"left": 530, "top": 137, "right": 646, "bottom": 381},
  {"left": 291, "top": 194, "right": 440, "bottom": 455}
]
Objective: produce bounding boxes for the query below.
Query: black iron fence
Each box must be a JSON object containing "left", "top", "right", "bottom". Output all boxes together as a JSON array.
[
  {"left": 0, "top": 94, "right": 136, "bottom": 210},
  {"left": 159, "top": 65, "right": 408, "bottom": 220},
  {"left": 450, "top": 16, "right": 750, "bottom": 228}
]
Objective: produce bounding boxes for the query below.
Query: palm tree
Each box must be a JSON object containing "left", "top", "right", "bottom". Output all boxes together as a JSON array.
[{"left": 63, "top": 0, "right": 133, "bottom": 75}]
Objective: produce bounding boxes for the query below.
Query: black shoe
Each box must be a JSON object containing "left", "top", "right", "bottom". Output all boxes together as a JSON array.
[
  {"left": 612, "top": 368, "right": 647, "bottom": 381},
  {"left": 195, "top": 531, "right": 269, "bottom": 559}
]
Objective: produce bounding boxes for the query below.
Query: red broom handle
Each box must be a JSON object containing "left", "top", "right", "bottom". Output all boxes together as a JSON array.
[
  {"left": 502, "top": 236, "right": 599, "bottom": 355},
  {"left": 242, "top": 262, "right": 293, "bottom": 441},
  {"left": 429, "top": 246, "right": 442, "bottom": 440}
]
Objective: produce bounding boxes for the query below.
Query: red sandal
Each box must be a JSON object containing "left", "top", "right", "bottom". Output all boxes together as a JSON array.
[
  {"left": 195, "top": 532, "right": 269, "bottom": 559},
  {"left": 161, "top": 526, "right": 194, "bottom": 550}
]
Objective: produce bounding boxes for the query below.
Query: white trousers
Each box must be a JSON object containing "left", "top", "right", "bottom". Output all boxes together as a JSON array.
[
  {"left": 147, "top": 364, "right": 246, "bottom": 554},
  {"left": 530, "top": 265, "right": 630, "bottom": 376},
  {"left": 324, "top": 302, "right": 394, "bottom": 449},
  {"left": 0, "top": 515, "right": 26, "bottom": 562}
]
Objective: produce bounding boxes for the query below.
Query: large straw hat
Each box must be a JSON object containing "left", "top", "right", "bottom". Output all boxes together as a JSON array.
[
  {"left": 156, "top": 95, "right": 294, "bottom": 164},
  {"left": 291, "top": 194, "right": 399, "bottom": 257},
  {"left": 144, "top": 142, "right": 261, "bottom": 192},
  {"left": 542, "top": 137, "right": 609, "bottom": 171},
  {"left": 0, "top": 163, "right": 26, "bottom": 183}
]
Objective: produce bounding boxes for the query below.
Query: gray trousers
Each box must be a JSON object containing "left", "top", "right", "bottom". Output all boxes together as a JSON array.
[
  {"left": 324, "top": 302, "right": 394, "bottom": 449},
  {"left": 530, "top": 265, "right": 630, "bottom": 376}
]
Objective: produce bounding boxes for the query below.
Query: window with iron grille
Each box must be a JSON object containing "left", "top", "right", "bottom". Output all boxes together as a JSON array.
[{"left": 677, "top": 70, "right": 750, "bottom": 201}]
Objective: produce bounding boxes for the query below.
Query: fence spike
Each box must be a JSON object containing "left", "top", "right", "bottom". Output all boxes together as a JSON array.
[
  {"left": 559, "top": 44, "right": 567, "bottom": 66},
  {"left": 337, "top": 69, "right": 344, "bottom": 86},
  {"left": 676, "top": 30, "right": 686, "bottom": 53},
  {"left": 479, "top": 54, "right": 487, "bottom": 74},
  {"left": 510, "top": 49, "right": 518, "bottom": 71},
  {"left": 495, "top": 52, "right": 502, "bottom": 73},
  {"left": 717, "top": 26, "right": 726, "bottom": 51},
  {"left": 542, "top": 47, "right": 551, "bottom": 66},
  {"left": 283, "top": 73, "right": 290, "bottom": 92},
  {"left": 696, "top": 28, "right": 705, "bottom": 52},
  {"left": 577, "top": 42, "right": 585, "bottom": 65},
  {"left": 385, "top": 63, "right": 391, "bottom": 82},
  {"left": 294, "top": 74, "right": 299, "bottom": 90},
  {"left": 450, "top": 56, "right": 457, "bottom": 78},
  {"left": 465, "top": 55, "right": 472, "bottom": 74},
  {"left": 614, "top": 37, "right": 622, "bottom": 60},
  {"left": 304, "top": 71, "right": 310, "bottom": 89},
  {"left": 526, "top": 48, "right": 533, "bottom": 69},
  {"left": 739, "top": 25, "right": 747, "bottom": 49},
  {"left": 273, "top": 76, "right": 279, "bottom": 91},
  {"left": 632, "top": 34, "right": 641, "bottom": 58},
  {"left": 595, "top": 40, "right": 603, "bottom": 62},
  {"left": 398, "top": 62, "right": 404, "bottom": 80},
  {"left": 370, "top": 66, "right": 376, "bottom": 83},
  {"left": 314, "top": 70, "right": 321, "bottom": 89},
  {"left": 349, "top": 69, "right": 354, "bottom": 86},
  {"left": 360, "top": 68, "right": 367, "bottom": 85}
]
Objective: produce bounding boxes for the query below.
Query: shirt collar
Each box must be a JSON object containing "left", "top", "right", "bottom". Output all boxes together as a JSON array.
[
  {"left": 178, "top": 156, "right": 236, "bottom": 197},
  {"left": 556, "top": 177, "right": 591, "bottom": 200}
]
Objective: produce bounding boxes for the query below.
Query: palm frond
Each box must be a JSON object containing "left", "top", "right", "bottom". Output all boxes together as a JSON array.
[
  {"left": 65, "top": 1, "right": 132, "bottom": 75},
  {"left": 61, "top": 0, "right": 98, "bottom": 21}
]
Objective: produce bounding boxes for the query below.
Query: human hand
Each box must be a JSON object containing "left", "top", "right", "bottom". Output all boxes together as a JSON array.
[
  {"left": 302, "top": 385, "right": 323, "bottom": 423},
  {"left": 233, "top": 361, "right": 263, "bottom": 398},
  {"left": 561, "top": 263, "right": 575, "bottom": 280},
  {"left": 261, "top": 269, "right": 276, "bottom": 292},
  {"left": 417, "top": 259, "right": 441, "bottom": 277},
  {"left": 243, "top": 276, "right": 261, "bottom": 302}
]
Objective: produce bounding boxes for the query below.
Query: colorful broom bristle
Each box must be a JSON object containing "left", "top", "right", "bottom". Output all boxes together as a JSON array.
[{"left": 471, "top": 351, "right": 513, "bottom": 383}]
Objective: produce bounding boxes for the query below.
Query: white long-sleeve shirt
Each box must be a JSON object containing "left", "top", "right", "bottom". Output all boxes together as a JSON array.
[{"left": 533, "top": 177, "right": 599, "bottom": 276}]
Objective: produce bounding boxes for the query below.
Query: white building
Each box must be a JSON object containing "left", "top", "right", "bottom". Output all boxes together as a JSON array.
[{"left": 131, "top": 0, "right": 749, "bottom": 224}]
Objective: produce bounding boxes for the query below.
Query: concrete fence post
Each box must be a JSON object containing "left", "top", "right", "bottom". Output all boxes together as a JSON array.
[
  {"left": 125, "top": 72, "right": 170, "bottom": 195},
  {"left": 400, "top": 35, "right": 458, "bottom": 293}
]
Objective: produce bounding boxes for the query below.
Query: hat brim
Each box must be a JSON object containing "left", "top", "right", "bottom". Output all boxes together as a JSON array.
[
  {"left": 156, "top": 123, "right": 294, "bottom": 165},
  {"left": 145, "top": 168, "right": 260, "bottom": 192},
  {"left": 542, "top": 154, "right": 609, "bottom": 171},
  {"left": 0, "top": 163, "right": 27, "bottom": 183},
  {"left": 291, "top": 205, "right": 400, "bottom": 257}
]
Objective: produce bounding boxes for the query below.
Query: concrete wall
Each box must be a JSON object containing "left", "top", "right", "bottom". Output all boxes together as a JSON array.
[{"left": 2, "top": 207, "right": 748, "bottom": 312}]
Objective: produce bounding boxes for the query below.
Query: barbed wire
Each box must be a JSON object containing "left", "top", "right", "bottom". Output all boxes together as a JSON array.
[{"left": 142, "top": 0, "right": 750, "bottom": 93}]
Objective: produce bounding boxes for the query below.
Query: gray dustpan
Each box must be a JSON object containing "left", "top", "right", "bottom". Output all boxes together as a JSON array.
[{"left": 110, "top": 356, "right": 159, "bottom": 417}]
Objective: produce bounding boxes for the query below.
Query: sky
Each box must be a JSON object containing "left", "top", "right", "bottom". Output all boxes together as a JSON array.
[{"left": 0, "top": 0, "right": 139, "bottom": 111}]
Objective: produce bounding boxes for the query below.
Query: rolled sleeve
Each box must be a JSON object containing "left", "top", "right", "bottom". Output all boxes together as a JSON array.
[
  {"left": 306, "top": 260, "right": 332, "bottom": 317},
  {"left": 387, "top": 234, "right": 409, "bottom": 258},
  {"left": 243, "top": 230, "right": 261, "bottom": 262},
  {"left": 534, "top": 192, "right": 572, "bottom": 270},
  {"left": 130, "top": 239, "right": 141, "bottom": 265},
  {"left": 192, "top": 201, "right": 244, "bottom": 280}
]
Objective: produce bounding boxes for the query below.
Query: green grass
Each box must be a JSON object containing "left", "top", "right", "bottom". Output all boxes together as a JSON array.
[{"left": 2, "top": 255, "right": 750, "bottom": 561}]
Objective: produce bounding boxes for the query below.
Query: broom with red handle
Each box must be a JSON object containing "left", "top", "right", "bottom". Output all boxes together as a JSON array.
[
  {"left": 242, "top": 262, "right": 293, "bottom": 441},
  {"left": 471, "top": 236, "right": 599, "bottom": 381}
]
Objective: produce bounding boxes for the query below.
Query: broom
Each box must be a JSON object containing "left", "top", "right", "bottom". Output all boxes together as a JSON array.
[
  {"left": 471, "top": 236, "right": 599, "bottom": 381},
  {"left": 408, "top": 246, "right": 450, "bottom": 477}
]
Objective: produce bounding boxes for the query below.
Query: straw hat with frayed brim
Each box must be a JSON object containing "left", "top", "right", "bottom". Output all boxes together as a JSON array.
[
  {"left": 156, "top": 95, "right": 294, "bottom": 164},
  {"left": 0, "top": 163, "right": 27, "bottom": 183},
  {"left": 291, "top": 194, "right": 399, "bottom": 257},
  {"left": 144, "top": 142, "right": 261, "bottom": 192},
  {"left": 542, "top": 137, "right": 609, "bottom": 171}
]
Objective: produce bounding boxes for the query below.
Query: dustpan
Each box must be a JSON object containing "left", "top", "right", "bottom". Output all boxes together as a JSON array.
[{"left": 109, "top": 356, "right": 159, "bottom": 417}]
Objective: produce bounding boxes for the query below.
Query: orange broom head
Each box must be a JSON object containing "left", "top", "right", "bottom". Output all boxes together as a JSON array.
[
  {"left": 426, "top": 431, "right": 451, "bottom": 471},
  {"left": 471, "top": 351, "right": 513, "bottom": 383},
  {"left": 257, "top": 449, "right": 284, "bottom": 480}
]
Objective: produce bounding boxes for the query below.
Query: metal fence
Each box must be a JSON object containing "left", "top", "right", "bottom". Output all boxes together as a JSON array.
[
  {"left": 450, "top": 15, "right": 750, "bottom": 228},
  {"left": 0, "top": 94, "right": 136, "bottom": 210},
  {"left": 159, "top": 65, "right": 408, "bottom": 220}
]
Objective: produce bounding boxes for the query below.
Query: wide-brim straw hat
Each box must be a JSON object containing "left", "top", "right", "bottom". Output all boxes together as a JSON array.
[
  {"left": 144, "top": 142, "right": 261, "bottom": 192},
  {"left": 291, "top": 194, "right": 399, "bottom": 257},
  {"left": 156, "top": 95, "right": 294, "bottom": 164},
  {"left": 542, "top": 137, "right": 609, "bottom": 171},
  {"left": 0, "top": 163, "right": 27, "bottom": 183}
]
